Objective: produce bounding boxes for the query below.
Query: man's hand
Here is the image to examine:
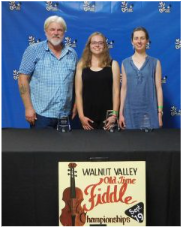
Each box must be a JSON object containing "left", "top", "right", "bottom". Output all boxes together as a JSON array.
[{"left": 25, "top": 108, "right": 37, "bottom": 125}]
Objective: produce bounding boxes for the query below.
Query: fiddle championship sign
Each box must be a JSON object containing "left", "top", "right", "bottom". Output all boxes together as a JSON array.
[{"left": 58, "top": 161, "right": 146, "bottom": 226}]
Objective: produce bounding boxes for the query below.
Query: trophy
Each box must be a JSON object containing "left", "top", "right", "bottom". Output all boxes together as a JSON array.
[
  {"left": 104, "top": 110, "right": 119, "bottom": 132},
  {"left": 140, "top": 114, "right": 153, "bottom": 132},
  {"left": 57, "top": 117, "right": 71, "bottom": 132}
]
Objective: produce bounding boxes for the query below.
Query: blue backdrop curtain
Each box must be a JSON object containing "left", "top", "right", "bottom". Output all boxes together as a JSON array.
[{"left": 2, "top": 1, "right": 181, "bottom": 128}]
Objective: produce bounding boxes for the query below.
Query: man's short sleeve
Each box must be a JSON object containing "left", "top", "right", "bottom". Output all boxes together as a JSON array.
[{"left": 19, "top": 45, "right": 37, "bottom": 76}]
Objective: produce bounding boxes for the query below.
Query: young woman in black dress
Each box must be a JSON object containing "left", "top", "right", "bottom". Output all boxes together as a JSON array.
[{"left": 75, "top": 32, "right": 120, "bottom": 130}]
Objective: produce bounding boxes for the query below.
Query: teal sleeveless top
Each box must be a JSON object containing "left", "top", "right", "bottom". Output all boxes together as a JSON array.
[{"left": 122, "top": 55, "right": 159, "bottom": 129}]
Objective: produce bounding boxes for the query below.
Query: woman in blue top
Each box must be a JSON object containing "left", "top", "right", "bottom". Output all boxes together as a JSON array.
[{"left": 119, "top": 27, "right": 163, "bottom": 129}]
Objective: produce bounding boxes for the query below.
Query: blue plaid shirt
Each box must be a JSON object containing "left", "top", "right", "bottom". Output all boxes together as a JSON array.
[{"left": 19, "top": 40, "right": 77, "bottom": 118}]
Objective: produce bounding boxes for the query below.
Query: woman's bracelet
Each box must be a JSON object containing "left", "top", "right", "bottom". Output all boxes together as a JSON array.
[
  {"left": 112, "top": 110, "right": 118, "bottom": 117},
  {"left": 158, "top": 106, "right": 163, "bottom": 109}
]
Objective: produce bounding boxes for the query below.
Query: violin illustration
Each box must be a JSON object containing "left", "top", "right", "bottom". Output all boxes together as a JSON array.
[{"left": 60, "top": 163, "right": 86, "bottom": 226}]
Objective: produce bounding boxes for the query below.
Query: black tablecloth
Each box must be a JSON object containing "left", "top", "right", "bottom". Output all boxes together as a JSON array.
[{"left": 2, "top": 129, "right": 180, "bottom": 226}]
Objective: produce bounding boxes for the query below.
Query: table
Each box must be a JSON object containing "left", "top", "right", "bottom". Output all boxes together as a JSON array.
[{"left": 2, "top": 129, "right": 180, "bottom": 226}]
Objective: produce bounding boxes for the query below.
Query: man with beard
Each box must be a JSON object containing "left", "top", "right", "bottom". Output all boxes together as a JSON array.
[{"left": 18, "top": 16, "right": 77, "bottom": 128}]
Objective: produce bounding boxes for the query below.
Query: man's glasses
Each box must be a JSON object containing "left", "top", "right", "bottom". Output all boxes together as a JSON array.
[{"left": 90, "top": 41, "right": 104, "bottom": 46}]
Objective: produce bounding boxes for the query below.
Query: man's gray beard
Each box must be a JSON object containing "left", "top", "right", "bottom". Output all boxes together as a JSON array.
[{"left": 49, "top": 38, "right": 62, "bottom": 46}]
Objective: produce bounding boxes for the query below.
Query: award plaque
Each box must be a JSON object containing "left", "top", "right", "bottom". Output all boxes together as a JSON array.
[{"left": 57, "top": 117, "right": 71, "bottom": 132}]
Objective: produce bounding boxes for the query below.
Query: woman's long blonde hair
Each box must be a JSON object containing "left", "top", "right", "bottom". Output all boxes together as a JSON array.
[{"left": 81, "top": 32, "right": 111, "bottom": 68}]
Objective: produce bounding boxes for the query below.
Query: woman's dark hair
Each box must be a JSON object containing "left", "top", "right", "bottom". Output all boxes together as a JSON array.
[{"left": 131, "top": 27, "right": 149, "bottom": 40}]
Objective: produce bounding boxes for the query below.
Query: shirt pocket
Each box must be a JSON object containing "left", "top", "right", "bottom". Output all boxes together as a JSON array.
[
  {"left": 63, "top": 59, "right": 76, "bottom": 82},
  {"left": 34, "top": 59, "right": 52, "bottom": 81}
]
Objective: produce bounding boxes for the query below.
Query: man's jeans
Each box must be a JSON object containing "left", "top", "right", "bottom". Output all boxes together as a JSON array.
[{"left": 30, "top": 114, "right": 58, "bottom": 129}]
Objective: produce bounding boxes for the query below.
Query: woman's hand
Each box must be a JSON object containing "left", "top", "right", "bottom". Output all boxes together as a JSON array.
[
  {"left": 158, "top": 112, "right": 163, "bottom": 127},
  {"left": 71, "top": 104, "right": 77, "bottom": 120},
  {"left": 119, "top": 115, "right": 126, "bottom": 129},
  {"left": 80, "top": 116, "right": 94, "bottom": 130},
  {"left": 103, "top": 115, "right": 117, "bottom": 130}
]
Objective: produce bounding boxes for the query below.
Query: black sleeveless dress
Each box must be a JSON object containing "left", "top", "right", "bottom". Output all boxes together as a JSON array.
[{"left": 82, "top": 63, "right": 113, "bottom": 128}]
